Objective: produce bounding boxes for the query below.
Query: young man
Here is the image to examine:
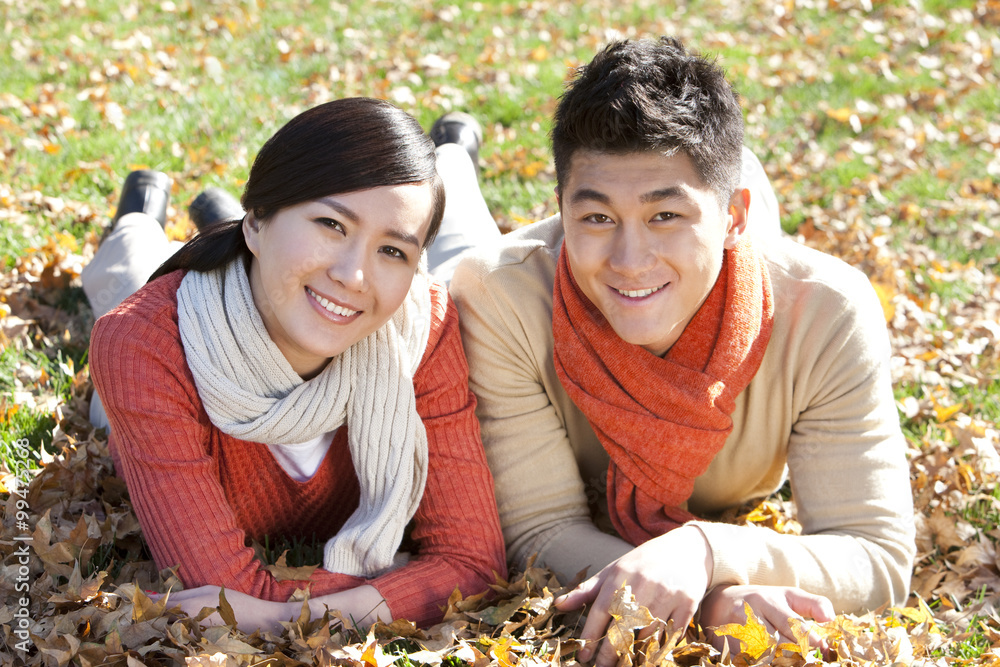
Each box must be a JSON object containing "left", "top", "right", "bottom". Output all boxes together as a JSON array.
[{"left": 450, "top": 37, "right": 913, "bottom": 663}]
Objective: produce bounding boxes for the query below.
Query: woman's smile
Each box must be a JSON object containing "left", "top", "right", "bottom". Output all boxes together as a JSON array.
[{"left": 306, "top": 286, "right": 361, "bottom": 320}]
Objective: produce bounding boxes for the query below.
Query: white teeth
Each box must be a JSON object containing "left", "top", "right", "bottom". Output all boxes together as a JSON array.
[
  {"left": 307, "top": 288, "right": 358, "bottom": 317},
  {"left": 616, "top": 285, "right": 664, "bottom": 298}
]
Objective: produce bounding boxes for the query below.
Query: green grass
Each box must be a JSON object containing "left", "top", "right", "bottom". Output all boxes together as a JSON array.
[
  {"left": 0, "top": 339, "right": 84, "bottom": 465},
  {"left": 1, "top": 1, "right": 997, "bottom": 661},
  {"left": 2, "top": 0, "right": 995, "bottom": 464}
]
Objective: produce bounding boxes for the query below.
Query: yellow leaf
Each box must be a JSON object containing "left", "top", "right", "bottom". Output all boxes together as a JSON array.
[
  {"left": 787, "top": 616, "right": 843, "bottom": 656},
  {"left": 55, "top": 231, "right": 78, "bottom": 251},
  {"left": 490, "top": 636, "right": 517, "bottom": 667},
  {"left": 933, "top": 401, "right": 963, "bottom": 423},
  {"left": 165, "top": 216, "right": 195, "bottom": 242},
  {"left": 606, "top": 583, "right": 655, "bottom": 657},
  {"left": 891, "top": 597, "right": 941, "bottom": 633},
  {"left": 711, "top": 602, "right": 774, "bottom": 660},
  {"left": 871, "top": 281, "right": 896, "bottom": 322},
  {"left": 825, "top": 107, "right": 853, "bottom": 123},
  {"left": 359, "top": 631, "right": 398, "bottom": 667}
]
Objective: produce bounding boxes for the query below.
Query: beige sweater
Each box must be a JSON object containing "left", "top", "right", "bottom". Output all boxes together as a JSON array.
[{"left": 450, "top": 215, "right": 915, "bottom": 613}]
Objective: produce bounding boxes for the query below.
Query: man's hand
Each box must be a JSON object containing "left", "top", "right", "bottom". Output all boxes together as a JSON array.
[
  {"left": 700, "top": 584, "right": 835, "bottom": 654},
  {"left": 554, "top": 525, "right": 713, "bottom": 667}
]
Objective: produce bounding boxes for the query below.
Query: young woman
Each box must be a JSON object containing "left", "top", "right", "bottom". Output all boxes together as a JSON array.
[{"left": 88, "top": 98, "right": 506, "bottom": 631}]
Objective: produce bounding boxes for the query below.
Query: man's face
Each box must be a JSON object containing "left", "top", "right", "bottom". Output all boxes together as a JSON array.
[{"left": 559, "top": 149, "right": 748, "bottom": 357}]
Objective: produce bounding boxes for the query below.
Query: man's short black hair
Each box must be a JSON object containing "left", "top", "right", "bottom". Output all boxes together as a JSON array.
[{"left": 552, "top": 36, "right": 744, "bottom": 207}]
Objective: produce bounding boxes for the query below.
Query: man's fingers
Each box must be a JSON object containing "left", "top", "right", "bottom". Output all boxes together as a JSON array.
[
  {"left": 785, "top": 588, "right": 835, "bottom": 623},
  {"left": 575, "top": 599, "right": 612, "bottom": 662},
  {"left": 635, "top": 619, "right": 663, "bottom": 642},
  {"left": 555, "top": 574, "right": 601, "bottom": 610},
  {"left": 592, "top": 633, "right": 621, "bottom": 667},
  {"left": 765, "top": 611, "right": 829, "bottom": 656}
]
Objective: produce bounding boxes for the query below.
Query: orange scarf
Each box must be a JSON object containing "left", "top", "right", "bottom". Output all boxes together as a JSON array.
[{"left": 552, "top": 237, "right": 774, "bottom": 545}]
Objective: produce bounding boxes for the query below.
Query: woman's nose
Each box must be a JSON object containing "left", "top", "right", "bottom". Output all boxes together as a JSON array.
[{"left": 326, "top": 244, "right": 368, "bottom": 291}]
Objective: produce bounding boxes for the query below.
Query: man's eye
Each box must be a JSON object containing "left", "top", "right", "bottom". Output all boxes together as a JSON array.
[
  {"left": 586, "top": 214, "right": 611, "bottom": 224},
  {"left": 653, "top": 212, "right": 678, "bottom": 221}
]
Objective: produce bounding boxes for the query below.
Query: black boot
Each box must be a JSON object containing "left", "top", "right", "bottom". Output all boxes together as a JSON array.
[
  {"left": 188, "top": 187, "right": 244, "bottom": 230},
  {"left": 111, "top": 170, "right": 172, "bottom": 229},
  {"left": 429, "top": 112, "right": 483, "bottom": 175}
]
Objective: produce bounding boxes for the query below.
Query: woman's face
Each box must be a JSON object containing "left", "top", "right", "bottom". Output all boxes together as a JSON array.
[{"left": 244, "top": 183, "right": 435, "bottom": 379}]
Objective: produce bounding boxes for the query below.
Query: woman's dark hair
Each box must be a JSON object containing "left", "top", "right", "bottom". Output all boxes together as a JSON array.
[
  {"left": 551, "top": 37, "right": 744, "bottom": 208},
  {"left": 150, "top": 97, "right": 445, "bottom": 281}
]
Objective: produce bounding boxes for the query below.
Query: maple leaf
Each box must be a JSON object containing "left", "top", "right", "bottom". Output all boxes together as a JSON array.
[{"left": 710, "top": 601, "right": 775, "bottom": 660}]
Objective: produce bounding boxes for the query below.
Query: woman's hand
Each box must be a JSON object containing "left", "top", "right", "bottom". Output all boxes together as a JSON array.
[
  {"left": 553, "top": 525, "right": 713, "bottom": 667},
  {"left": 157, "top": 583, "right": 391, "bottom": 634},
  {"left": 700, "top": 584, "right": 835, "bottom": 654},
  {"left": 159, "top": 585, "right": 294, "bottom": 634}
]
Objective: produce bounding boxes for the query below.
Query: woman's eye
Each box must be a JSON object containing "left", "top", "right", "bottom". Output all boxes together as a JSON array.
[
  {"left": 380, "top": 246, "right": 408, "bottom": 261},
  {"left": 317, "top": 217, "right": 345, "bottom": 232}
]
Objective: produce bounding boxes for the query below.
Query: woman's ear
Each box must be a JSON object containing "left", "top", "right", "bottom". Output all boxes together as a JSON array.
[
  {"left": 723, "top": 188, "right": 751, "bottom": 249},
  {"left": 243, "top": 212, "right": 261, "bottom": 258}
]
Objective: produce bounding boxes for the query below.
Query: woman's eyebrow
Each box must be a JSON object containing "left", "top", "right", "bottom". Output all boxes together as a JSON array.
[
  {"left": 316, "top": 197, "right": 420, "bottom": 248},
  {"left": 316, "top": 197, "right": 359, "bottom": 222},
  {"left": 384, "top": 228, "right": 421, "bottom": 248}
]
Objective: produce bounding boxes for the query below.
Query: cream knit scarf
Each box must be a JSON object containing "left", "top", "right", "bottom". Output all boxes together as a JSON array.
[{"left": 176, "top": 258, "right": 432, "bottom": 578}]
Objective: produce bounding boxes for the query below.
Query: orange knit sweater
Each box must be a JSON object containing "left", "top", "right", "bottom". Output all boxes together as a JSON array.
[{"left": 89, "top": 270, "right": 506, "bottom": 626}]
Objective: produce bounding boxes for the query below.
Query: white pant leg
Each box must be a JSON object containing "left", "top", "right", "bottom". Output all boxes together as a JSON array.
[
  {"left": 426, "top": 143, "right": 500, "bottom": 284},
  {"left": 82, "top": 212, "right": 179, "bottom": 429},
  {"left": 82, "top": 212, "right": 177, "bottom": 318},
  {"left": 739, "top": 145, "right": 782, "bottom": 240}
]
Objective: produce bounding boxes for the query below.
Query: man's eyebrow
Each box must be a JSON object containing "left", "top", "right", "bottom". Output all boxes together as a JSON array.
[
  {"left": 569, "top": 186, "right": 693, "bottom": 206},
  {"left": 639, "top": 186, "right": 689, "bottom": 204},
  {"left": 568, "top": 188, "right": 611, "bottom": 205}
]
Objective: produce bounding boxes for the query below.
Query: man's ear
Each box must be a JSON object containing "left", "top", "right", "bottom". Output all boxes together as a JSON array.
[
  {"left": 243, "top": 211, "right": 261, "bottom": 258},
  {"left": 555, "top": 185, "right": 562, "bottom": 211},
  {"left": 723, "top": 188, "right": 751, "bottom": 249}
]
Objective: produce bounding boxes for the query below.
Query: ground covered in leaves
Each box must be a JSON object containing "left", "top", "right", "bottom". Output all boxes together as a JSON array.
[
  {"left": 0, "top": 171, "right": 998, "bottom": 667},
  {"left": 2, "top": 0, "right": 1000, "bottom": 665}
]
